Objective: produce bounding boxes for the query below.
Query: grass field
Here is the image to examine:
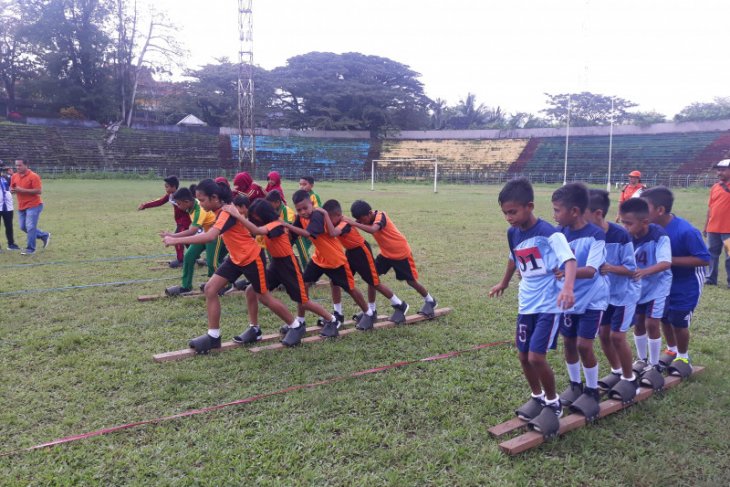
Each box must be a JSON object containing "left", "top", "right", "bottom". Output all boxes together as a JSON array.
[{"left": 1, "top": 179, "right": 728, "bottom": 486}]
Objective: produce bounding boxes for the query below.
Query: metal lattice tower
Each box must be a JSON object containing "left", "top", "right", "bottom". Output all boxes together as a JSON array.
[{"left": 238, "top": 0, "right": 255, "bottom": 172}]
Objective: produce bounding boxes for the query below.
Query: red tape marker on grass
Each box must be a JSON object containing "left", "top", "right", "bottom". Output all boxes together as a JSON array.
[{"left": 1, "top": 340, "right": 511, "bottom": 457}]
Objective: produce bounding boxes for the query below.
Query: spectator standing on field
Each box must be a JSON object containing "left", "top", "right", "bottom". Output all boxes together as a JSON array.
[
  {"left": 704, "top": 159, "right": 730, "bottom": 288},
  {"left": 10, "top": 158, "right": 50, "bottom": 255},
  {"left": 0, "top": 164, "right": 19, "bottom": 250},
  {"left": 616, "top": 170, "right": 647, "bottom": 222}
]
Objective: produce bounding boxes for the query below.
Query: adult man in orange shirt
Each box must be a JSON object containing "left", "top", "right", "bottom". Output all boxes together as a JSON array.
[
  {"left": 615, "top": 170, "right": 647, "bottom": 222},
  {"left": 10, "top": 159, "right": 50, "bottom": 255},
  {"left": 703, "top": 159, "right": 730, "bottom": 288}
]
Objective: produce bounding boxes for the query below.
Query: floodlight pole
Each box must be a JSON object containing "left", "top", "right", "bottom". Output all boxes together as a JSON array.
[
  {"left": 371, "top": 159, "right": 375, "bottom": 191},
  {"left": 433, "top": 158, "right": 438, "bottom": 193},
  {"left": 238, "top": 0, "right": 255, "bottom": 173},
  {"left": 607, "top": 97, "right": 614, "bottom": 192},
  {"left": 563, "top": 95, "right": 571, "bottom": 185}
]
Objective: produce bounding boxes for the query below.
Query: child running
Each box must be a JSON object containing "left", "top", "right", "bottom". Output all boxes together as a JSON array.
[
  {"left": 489, "top": 178, "right": 576, "bottom": 430},
  {"left": 220, "top": 198, "right": 341, "bottom": 341},
  {"left": 552, "top": 183, "right": 609, "bottom": 416},
  {"left": 160, "top": 186, "right": 228, "bottom": 296},
  {"left": 346, "top": 200, "right": 438, "bottom": 317},
  {"left": 138, "top": 176, "right": 190, "bottom": 268},
  {"left": 586, "top": 189, "right": 640, "bottom": 400},
  {"left": 618, "top": 198, "right": 672, "bottom": 381},
  {"left": 162, "top": 179, "right": 300, "bottom": 352},
  {"left": 282, "top": 190, "right": 376, "bottom": 336},
  {"left": 641, "top": 187, "right": 710, "bottom": 376},
  {"left": 322, "top": 199, "right": 409, "bottom": 324}
]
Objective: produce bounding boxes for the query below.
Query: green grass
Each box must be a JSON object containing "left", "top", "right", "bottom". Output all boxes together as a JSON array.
[{"left": 1, "top": 180, "right": 728, "bottom": 486}]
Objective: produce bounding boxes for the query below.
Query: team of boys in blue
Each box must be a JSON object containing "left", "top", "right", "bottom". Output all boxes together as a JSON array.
[{"left": 491, "top": 179, "right": 710, "bottom": 436}]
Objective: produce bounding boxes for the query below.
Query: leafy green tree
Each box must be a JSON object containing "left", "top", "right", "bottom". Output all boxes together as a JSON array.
[
  {"left": 674, "top": 97, "right": 730, "bottom": 122},
  {"left": 0, "top": 0, "right": 41, "bottom": 114},
  {"left": 542, "top": 92, "right": 637, "bottom": 126},
  {"left": 626, "top": 110, "right": 667, "bottom": 126}
]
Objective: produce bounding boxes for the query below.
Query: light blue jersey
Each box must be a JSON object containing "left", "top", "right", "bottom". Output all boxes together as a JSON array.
[
  {"left": 633, "top": 223, "right": 672, "bottom": 305},
  {"left": 604, "top": 222, "right": 640, "bottom": 306},
  {"left": 560, "top": 223, "right": 609, "bottom": 313},
  {"left": 508, "top": 219, "right": 575, "bottom": 314}
]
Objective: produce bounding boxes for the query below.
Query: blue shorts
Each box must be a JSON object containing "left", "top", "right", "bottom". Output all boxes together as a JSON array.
[
  {"left": 600, "top": 304, "right": 636, "bottom": 333},
  {"left": 662, "top": 308, "right": 694, "bottom": 329},
  {"left": 636, "top": 297, "right": 666, "bottom": 320},
  {"left": 560, "top": 309, "right": 602, "bottom": 339},
  {"left": 516, "top": 313, "right": 560, "bottom": 354}
]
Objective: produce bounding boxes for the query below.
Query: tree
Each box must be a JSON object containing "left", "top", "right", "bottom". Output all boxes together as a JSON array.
[
  {"left": 626, "top": 110, "right": 667, "bottom": 126},
  {"left": 541, "top": 92, "right": 637, "bottom": 126},
  {"left": 0, "top": 0, "right": 41, "bottom": 114},
  {"left": 674, "top": 97, "right": 730, "bottom": 122},
  {"left": 271, "top": 52, "right": 432, "bottom": 136}
]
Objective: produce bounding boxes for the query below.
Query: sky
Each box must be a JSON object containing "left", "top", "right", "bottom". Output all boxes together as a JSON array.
[{"left": 151, "top": 0, "right": 729, "bottom": 118}]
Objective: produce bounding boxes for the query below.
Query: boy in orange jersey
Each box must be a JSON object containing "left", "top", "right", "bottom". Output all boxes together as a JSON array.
[
  {"left": 283, "top": 190, "right": 376, "bottom": 336},
  {"left": 346, "top": 200, "right": 437, "bottom": 318},
  {"left": 321, "top": 199, "right": 409, "bottom": 324}
]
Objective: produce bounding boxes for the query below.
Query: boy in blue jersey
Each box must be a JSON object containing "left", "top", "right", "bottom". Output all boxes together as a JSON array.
[
  {"left": 490, "top": 178, "right": 576, "bottom": 431},
  {"left": 641, "top": 187, "right": 710, "bottom": 375},
  {"left": 586, "top": 190, "right": 640, "bottom": 398},
  {"left": 619, "top": 198, "right": 672, "bottom": 374},
  {"left": 552, "top": 183, "right": 609, "bottom": 415}
]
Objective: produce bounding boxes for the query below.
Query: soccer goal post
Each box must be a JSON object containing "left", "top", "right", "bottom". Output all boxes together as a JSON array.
[{"left": 371, "top": 158, "right": 439, "bottom": 193}]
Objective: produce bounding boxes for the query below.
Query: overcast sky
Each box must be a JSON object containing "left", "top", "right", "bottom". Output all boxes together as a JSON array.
[{"left": 153, "top": 0, "right": 728, "bottom": 117}]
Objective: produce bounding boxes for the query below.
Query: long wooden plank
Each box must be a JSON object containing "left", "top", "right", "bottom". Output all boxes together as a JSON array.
[
  {"left": 498, "top": 366, "right": 705, "bottom": 455},
  {"left": 248, "top": 307, "right": 452, "bottom": 353},
  {"left": 152, "top": 314, "right": 390, "bottom": 362},
  {"left": 138, "top": 279, "right": 328, "bottom": 302}
]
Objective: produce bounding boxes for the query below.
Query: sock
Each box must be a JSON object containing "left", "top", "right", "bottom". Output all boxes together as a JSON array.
[
  {"left": 677, "top": 351, "right": 689, "bottom": 360},
  {"left": 333, "top": 303, "right": 343, "bottom": 314},
  {"left": 368, "top": 302, "right": 377, "bottom": 312},
  {"left": 622, "top": 373, "right": 636, "bottom": 382},
  {"left": 390, "top": 294, "right": 402, "bottom": 306},
  {"left": 425, "top": 293, "right": 434, "bottom": 303},
  {"left": 297, "top": 316, "right": 305, "bottom": 324},
  {"left": 634, "top": 334, "right": 648, "bottom": 360},
  {"left": 207, "top": 329, "right": 221, "bottom": 338},
  {"left": 583, "top": 364, "right": 599, "bottom": 390},
  {"left": 544, "top": 395, "right": 560, "bottom": 404},
  {"left": 289, "top": 320, "right": 300, "bottom": 329},
  {"left": 531, "top": 391, "right": 545, "bottom": 400},
  {"left": 668, "top": 345, "right": 678, "bottom": 354},
  {"left": 249, "top": 323, "right": 259, "bottom": 329},
  {"left": 365, "top": 308, "right": 373, "bottom": 316},
  {"left": 611, "top": 367, "right": 622, "bottom": 375},
  {"left": 566, "top": 361, "right": 581, "bottom": 383},
  {"left": 648, "top": 338, "right": 662, "bottom": 366}
]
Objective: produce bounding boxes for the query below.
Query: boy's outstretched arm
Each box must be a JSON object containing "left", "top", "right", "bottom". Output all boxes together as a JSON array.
[
  {"left": 489, "top": 260, "right": 516, "bottom": 298},
  {"left": 671, "top": 256, "right": 710, "bottom": 267},
  {"left": 282, "top": 221, "right": 311, "bottom": 239},
  {"left": 343, "top": 216, "right": 378, "bottom": 235},
  {"left": 163, "top": 228, "right": 220, "bottom": 247},
  {"left": 220, "top": 204, "right": 267, "bottom": 235},
  {"left": 314, "top": 207, "right": 341, "bottom": 237}
]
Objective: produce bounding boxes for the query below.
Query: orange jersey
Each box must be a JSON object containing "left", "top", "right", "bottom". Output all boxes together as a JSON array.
[
  {"left": 213, "top": 209, "right": 260, "bottom": 266},
  {"left": 295, "top": 212, "right": 346, "bottom": 269},
  {"left": 10, "top": 170, "right": 43, "bottom": 210},
  {"left": 707, "top": 182, "right": 730, "bottom": 233},
  {"left": 371, "top": 211, "right": 411, "bottom": 260},
  {"left": 619, "top": 183, "right": 646, "bottom": 204},
  {"left": 263, "top": 221, "right": 294, "bottom": 258},
  {"left": 335, "top": 221, "right": 366, "bottom": 250}
]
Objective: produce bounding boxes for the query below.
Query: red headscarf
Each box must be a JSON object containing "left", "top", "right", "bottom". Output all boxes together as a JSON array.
[
  {"left": 265, "top": 171, "right": 286, "bottom": 204},
  {"left": 233, "top": 172, "right": 265, "bottom": 201},
  {"left": 214, "top": 176, "right": 230, "bottom": 187}
]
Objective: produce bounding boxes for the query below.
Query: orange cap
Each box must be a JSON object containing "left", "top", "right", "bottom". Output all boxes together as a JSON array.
[{"left": 628, "top": 170, "right": 641, "bottom": 177}]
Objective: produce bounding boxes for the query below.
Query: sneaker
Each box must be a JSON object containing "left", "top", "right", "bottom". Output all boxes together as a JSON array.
[
  {"left": 356, "top": 312, "right": 375, "bottom": 331},
  {"left": 168, "top": 259, "right": 182, "bottom": 269},
  {"left": 217, "top": 284, "right": 232, "bottom": 296},
  {"left": 188, "top": 333, "right": 221, "bottom": 354},
  {"left": 195, "top": 258, "right": 206, "bottom": 266},
  {"left": 281, "top": 324, "right": 306, "bottom": 347},
  {"left": 233, "top": 279, "right": 250, "bottom": 291},
  {"left": 389, "top": 301, "right": 409, "bottom": 324},
  {"left": 319, "top": 311, "right": 345, "bottom": 328},
  {"left": 7, "top": 244, "right": 20, "bottom": 250},
  {"left": 659, "top": 349, "right": 677, "bottom": 367},
  {"left": 319, "top": 318, "right": 340, "bottom": 338},
  {"left": 515, "top": 396, "right": 544, "bottom": 421},
  {"left": 632, "top": 359, "right": 648, "bottom": 375},
  {"left": 233, "top": 326, "right": 262, "bottom": 344},
  {"left": 280, "top": 322, "right": 303, "bottom": 336},
  {"left": 559, "top": 381, "right": 583, "bottom": 407},
  {"left": 165, "top": 285, "right": 192, "bottom": 296},
  {"left": 41, "top": 233, "right": 51, "bottom": 249},
  {"left": 20, "top": 249, "right": 35, "bottom": 255},
  {"left": 353, "top": 309, "right": 375, "bottom": 323},
  {"left": 544, "top": 398, "right": 563, "bottom": 419},
  {"left": 418, "top": 298, "right": 437, "bottom": 318}
]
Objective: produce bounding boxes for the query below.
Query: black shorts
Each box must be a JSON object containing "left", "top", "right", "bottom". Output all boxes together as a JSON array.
[
  {"left": 302, "top": 260, "right": 355, "bottom": 292},
  {"left": 215, "top": 255, "right": 268, "bottom": 294},
  {"left": 346, "top": 242, "right": 380, "bottom": 286},
  {"left": 267, "top": 255, "right": 308, "bottom": 303},
  {"left": 375, "top": 253, "right": 418, "bottom": 281}
]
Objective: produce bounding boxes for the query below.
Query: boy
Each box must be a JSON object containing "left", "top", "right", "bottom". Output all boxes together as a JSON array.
[
  {"left": 283, "top": 190, "right": 376, "bottom": 338},
  {"left": 641, "top": 187, "right": 710, "bottom": 376},
  {"left": 138, "top": 176, "right": 191, "bottom": 268},
  {"left": 0, "top": 168, "right": 19, "bottom": 250},
  {"left": 346, "top": 200, "right": 437, "bottom": 317},
  {"left": 586, "top": 189, "right": 640, "bottom": 399},
  {"left": 266, "top": 190, "right": 311, "bottom": 271},
  {"left": 490, "top": 178, "right": 576, "bottom": 430},
  {"left": 618, "top": 198, "right": 671, "bottom": 380},
  {"left": 552, "top": 183, "right": 609, "bottom": 416},
  {"left": 299, "top": 176, "right": 322, "bottom": 208},
  {"left": 322, "top": 199, "right": 409, "bottom": 324}
]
